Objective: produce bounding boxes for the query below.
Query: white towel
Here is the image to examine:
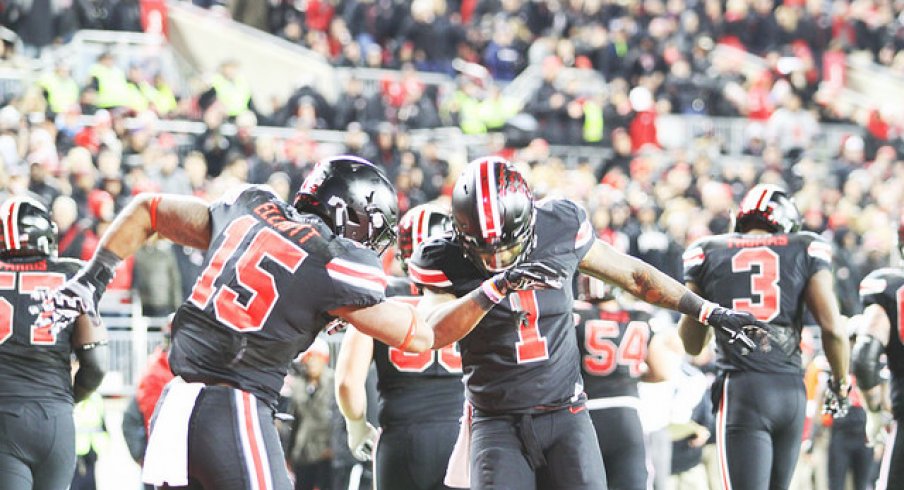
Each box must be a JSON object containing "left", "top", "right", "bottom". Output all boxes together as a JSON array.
[
  {"left": 444, "top": 401, "right": 472, "bottom": 488},
  {"left": 142, "top": 379, "right": 204, "bottom": 487}
]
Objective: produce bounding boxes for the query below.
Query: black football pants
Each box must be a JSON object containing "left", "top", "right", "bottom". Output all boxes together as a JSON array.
[
  {"left": 589, "top": 406, "right": 648, "bottom": 490},
  {"left": 470, "top": 405, "right": 606, "bottom": 490},
  {"left": 374, "top": 420, "right": 459, "bottom": 490},
  {"left": 0, "top": 401, "right": 76, "bottom": 490},
  {"left": 876, "top": 421, "right": 904, "bottom": 490},
  {"left": 156, "top": 385, "right": 292, "bottom": 490},
  {"left": 714, "top": 371, "right": 806, "bottom": 490}
]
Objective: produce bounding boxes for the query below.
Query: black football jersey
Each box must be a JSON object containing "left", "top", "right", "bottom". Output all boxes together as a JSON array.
[
  {"left": 169, "top": 186, "right": 387, "bottom": 405},
  {"left": 373, "top": 276, "right": 464, "bottom": 426},
  {"left": 408, "top": 198, "right": 596, "bottom": 413},
  {"left": 683, "top": 232, "right": 831, "bottom": 374},
  {"left": 0, "top": 256, "right": 83, "bottom": 406},
  {"left": 859, "top": 268, "right": 904, "bottom": 419},
  {"left": 573, "top": 301, "right": 654, "bottom": 399}
]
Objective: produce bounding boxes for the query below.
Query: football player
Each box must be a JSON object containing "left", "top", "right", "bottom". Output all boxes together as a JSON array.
[
  {"left": 0, "top": 196, "right": 107, "bottom": 490},
  {"left": 852, "top": 216, "right": 904, "bottom": 490},
  {"left": 679, "top": 183, "right": 850, "bottom": 490},
  {"left": 573, "top": 276, "right": 683, "bottom": 490},
  {"left": 336, "top": 204, "right": 464, "bottom": 490},
  {"left": 36, "top": 156, "right": 434, "bottom": 490},
  {"left": 408, "top": 157, "right": 761, "bottom": 490}
]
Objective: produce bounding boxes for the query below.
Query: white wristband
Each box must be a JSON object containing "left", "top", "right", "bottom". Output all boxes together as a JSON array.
[{"left": 480, "top": 279, "right": 506, "bottom": 304}]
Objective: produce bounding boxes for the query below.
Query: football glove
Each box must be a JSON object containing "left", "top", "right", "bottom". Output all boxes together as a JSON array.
[
  {"left": 345, "top": 417, "right": 379, "bottom": 462},
  {"left": 823, "top": 377, "right": 851, "bottom": 418},
  {"left": 702, "top": 303, "right": 759, "bottom": 352},
  {"left": 865, "top": 409, "right": 893, "bottom": 447},
  {"left": 29, "top": 248, "right": 119, "bottom": 331},
  {"left": 482, "top": 261, "right": 564, "bottom": 302}
]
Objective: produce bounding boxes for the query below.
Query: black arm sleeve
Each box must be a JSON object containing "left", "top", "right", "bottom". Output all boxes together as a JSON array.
[
  {"left": 74, "top": 342, "right": 108, "bottom": 403},
  {"left": 852, "top": 335, "right": 884, "bottom": 391}
]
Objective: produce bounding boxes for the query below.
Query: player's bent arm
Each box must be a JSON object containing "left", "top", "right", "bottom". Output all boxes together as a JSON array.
[
  {"left": 332, "top": 300, "right": 433, "bottom": 353},
  {"left": 335, "top": 327, "right": 374, "bottom": 422},
  {"left": 676, "top": 282, "right": 714, "bottom": 355},
  {"left": 97, "top": 193, "right": 211, "bottom": 260},
  {"left": 642, "top": 327, "right": 684, "bottom": 382},
  {"left": 805, "top": 269, "right": 850, "bottom": 385},
  {"left": 71, "top": 314, "right": 108, "bottom": 402},
  {"left": 580, "top": 240, "right": 712, "bottom": 320},
  {"left": 418, "top": 286, "right": 492, "bottom": 349},
  {"left": 853, "top": 304, "right": 891, "bottom": 411}
]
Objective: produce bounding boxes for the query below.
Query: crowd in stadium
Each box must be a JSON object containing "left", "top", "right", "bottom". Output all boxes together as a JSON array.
[{"left": 0, "top": 0, "right": 902, "bottom": 489}]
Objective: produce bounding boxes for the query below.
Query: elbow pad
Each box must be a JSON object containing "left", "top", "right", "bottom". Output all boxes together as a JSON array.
[
  {"left": 74, "top": 342, "right": 108, "bottom": 402},
  {"left": 852, "top": 335, "right": 883, "bottom": 391}
]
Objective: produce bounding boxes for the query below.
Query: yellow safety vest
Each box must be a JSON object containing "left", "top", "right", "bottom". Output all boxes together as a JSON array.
[
  {"left": 455, "top": 92, "right": 486, "bottom": 135},
  {"left": 211, "top": 73, "right": 251, "bottom": 117},
  {"left": 583, "top": 100, "right": 604, "bottom": 143},
  {"left": 89, "top": 64, "right": 131, "bottom": 109},
  {"left": 479, "top": 96, "right": 521, "bottom": 131},
  {"left": 39, "top": 73, "right": 79, "bottom": 114},
  {"left": 141, "top": 81, "right": 177, "bottom": 116},
  {"left": 74, "top": 392, "right": 110, "bottom": 457},
  {"left": 125, "top": 82, "right": 148, "bottom": 112}
]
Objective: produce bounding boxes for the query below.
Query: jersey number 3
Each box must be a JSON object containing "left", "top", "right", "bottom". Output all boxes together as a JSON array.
[
  {"left": 189, "top": 216, "right": 308, "bottom": 332},
  {"left": 731, "top": 247, "right": 780, "bottom": 322},
  {"left": 0, "top": 272, "right": 66, "bottom": 346}
]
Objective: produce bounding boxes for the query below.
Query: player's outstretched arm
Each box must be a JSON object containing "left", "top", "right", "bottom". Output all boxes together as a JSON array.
[
  {"left": 414, "top": 262, "right": 566, "bottom": 349},
  {"left": 805, "top": 270, "right": 850, "bottom": 387},
  {"left": 580, "top": 239, "right": 758, "bottom": 351},
  {"left": 335, "top": 327, "right": 379, "bottom": 461},
  {"left": 71, "top": 314, "right": 108, "bottom": 402},
  {"left": 332, "top": 299, "right": 433, "bottom": 353}
]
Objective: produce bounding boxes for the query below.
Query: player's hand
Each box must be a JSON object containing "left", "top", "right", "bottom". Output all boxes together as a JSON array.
[
  {"left": 492, "top": 261, "right": 564, "bottom": 295},
  {"left": 865, "top": 409, "right": 892, "bottom": 447},
  {"left": 823, "top": 378, "right": 851, "bottom": 418},
  {"left": 345, "top": 417, "right": 379, "bottom": 462},
  {"left": 704, "top": 305, "right": 759, "bottom": 352},
  {"left": 30, "top": 269, "right": 104, "bottom": 329}
]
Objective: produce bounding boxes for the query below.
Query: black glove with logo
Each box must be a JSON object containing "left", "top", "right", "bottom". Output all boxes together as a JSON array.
[
  {"left": 701, "top": 303, "right": 760, "bottom": 352},
  {"left": 30, "top": 248, "right": 120, "bottom": 331},
  {"left": 479, "top": 261, "right": 564, "bottom": 306},
  {"left": 823, "top": 377, "right": 851, "bottom": 418}
]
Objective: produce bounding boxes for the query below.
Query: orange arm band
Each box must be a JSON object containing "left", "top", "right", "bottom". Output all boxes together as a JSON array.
[
  {"left": 396, "top": 307, "right": 418, "bottom": 351},
  {"left": 149, "top": 195, "right": 162, "bottom": 232}
]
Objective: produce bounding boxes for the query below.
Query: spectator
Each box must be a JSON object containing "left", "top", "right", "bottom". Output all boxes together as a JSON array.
[
  {"left": 133, "top": 236, "right": 182, "bottom": 317},
  {"left": 286, "top": 339, "right": 335, "bottom": 490},
  {"left": 88, "top": 52, "right": 133, "bottom": 111},
  {"left": 203, "top": 59, "right": 253, "bottom": 118},
  {"left": 71, "top": 391, "right": 109, "bottom": 490},
  {"left": 39, "top": 61, "right": 80, "bottom": 116}
]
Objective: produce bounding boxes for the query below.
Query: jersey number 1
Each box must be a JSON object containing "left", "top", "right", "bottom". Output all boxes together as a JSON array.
[
  {"left": 731, "top": 247, "right": 780, "bottom": 322},
  {"left": 0, "top": 272, "right": 66, "bottom": 346},
  {"left": 189, "top": 216, "right": 308, "bottom": 332}
]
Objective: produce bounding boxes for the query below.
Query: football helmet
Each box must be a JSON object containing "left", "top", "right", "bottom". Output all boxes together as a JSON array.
[
  {"left": 294, "top": 155, "right": 399, "bottom": 255},
  {"left": 577, "top": 275, "right": 619, "bottom": 303},
  {"left": 0, "top": 196, "right": 56, "bottom": 257},
  {"left": 451, "top": 157, "right": 536, "bottom": 273},
  {"left": 735, "top": 184, "right": 801, "bottom": 234},
  {"left": 396, "top": 204, "right": 452, "bottom": 271}
]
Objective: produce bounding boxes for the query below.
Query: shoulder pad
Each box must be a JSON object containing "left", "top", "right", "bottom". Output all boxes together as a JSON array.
[
  {"left": 408, "top": 237, "right": 458, "bottom": 289},
  {"left": 860, "top": 268, "right": 904, "bottom": 296}
]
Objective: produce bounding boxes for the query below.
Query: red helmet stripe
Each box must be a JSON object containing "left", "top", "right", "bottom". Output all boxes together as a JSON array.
[
  {"left": 415, "top": 206, "right": 427, "bottom": 248},
  {"left": 476, "top": 159, "right": 501, "bottom": 240},
  {"left": 754, "top": 187, "right": 770, "bottom": 211},
  {"left": 3, "top": 199, "right": 19, "bottom": 250}
]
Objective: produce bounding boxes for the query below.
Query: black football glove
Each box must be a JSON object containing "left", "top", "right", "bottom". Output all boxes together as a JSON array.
[
  {"left": 823, "top": 377, "right": 851, "bottom": 418},
  {"left": 30, "top": 249, "right": 120, "bottom": 331},
  {"left": 492, "top": 261, "right": 565, "bottom": 295},
  {"left": 704, "top": 305, "right": 760, "bottom": 352}
]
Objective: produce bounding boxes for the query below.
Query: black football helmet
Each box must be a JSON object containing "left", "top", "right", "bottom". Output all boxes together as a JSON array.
[
  {"left": 0, "top": 196, "right": 56, "bottom": 257},
  {"left": 396, "top": 204, "right": 451, "bottom": 272},
  {"left": 451, "top": 157, "right": 536, "bottom": 273},
  {"left": 735, "top": 184, "right": 802, "bottom": 234},
  {"left": 577, "top": 274, "right": 619, "bottom": 303},
  {"left": 294, "top": 155, "right": 399, "bottom": 255}
]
